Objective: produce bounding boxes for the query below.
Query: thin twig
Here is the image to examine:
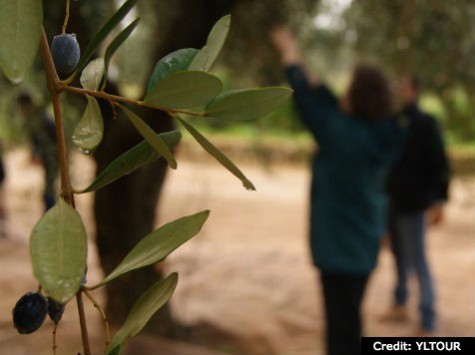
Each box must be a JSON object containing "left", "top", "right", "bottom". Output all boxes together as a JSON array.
[
  {"left": 40, "top": 27, "right": 74, "bottom": 204},
  {"left": 76, "top": 293, "right": 91, "bottom": 355},
  {"left": 61, "top": 0, "right": 71, "bottom": 34},
  {"left": 83, "top": 289, "right": 111, "bottom": 350},
  {"left": 58, "top": 83, "right": 206, "bottom": 117},
  {"left": 52, "top": 324, "right": 58, "bottom": 355}
]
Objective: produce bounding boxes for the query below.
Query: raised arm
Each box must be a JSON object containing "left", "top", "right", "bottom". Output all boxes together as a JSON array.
[
  {"left": 270, "top": 26, "right": 339, "bottom": 140},
  {"left": 269, "top": 26, "right": 319, "bottom": 85}
]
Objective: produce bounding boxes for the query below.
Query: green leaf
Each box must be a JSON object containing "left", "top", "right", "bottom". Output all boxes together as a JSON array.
[
  {"left": 118, "top": 105, "right": 177, "bottom": 169},
  {"left": 30, "top": 199, "right": 87, "bottom": 304},
  {"left": 92, "top": 210, "right": 209, "bottom": 288},
  {"left": 80, "top": 130, "right": 181, "bottom": 193},
  {"left": 72, "top": 95, "right": 104, "bottom": 152},
  {"left": 101, "top": 18, "right": 140, "bottom": 90},
  {"left": 144, "top": 71, "right": 222, "bottom": 109},
  {"left": 176, "top": 117, "right": 255, "bottom": 191},
  {"left": 205, "top": 87, "right": 293, "bottom": 121},
  {"left": 189, "top": 15, "right": 230, "bottom": 72},
  {"left": 0, "top": 0, "right": 43, "bottom": 83},
  {"left": 72, "top": 0, "right": 137, "bottom": 78},
  {"left": 107, "top": 273, "right": 178, "bottom": 353},
  {"left": 146, "top": 48, "right": 199, "bottom": 94},
  {"left": 80, "top": 58, "right": 104, "bottom": 91},
  {"left": 107, "top": 345, "right": 124, "bottom": 355}
]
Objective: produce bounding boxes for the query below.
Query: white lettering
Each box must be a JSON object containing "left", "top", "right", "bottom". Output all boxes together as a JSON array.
[
  {"left": 373, "top": 341, "right": 382, "bottom": 351},
  {"left": 416, "top": 341, "right": 463, "bottom": 351},
  {"left": 373, "top": 341, "right": 412, "bottom": 351}
]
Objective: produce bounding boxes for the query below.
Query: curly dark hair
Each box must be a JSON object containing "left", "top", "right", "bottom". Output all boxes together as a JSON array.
[{"left": 347, "top": 64, "right": 393, "bottom": 121}]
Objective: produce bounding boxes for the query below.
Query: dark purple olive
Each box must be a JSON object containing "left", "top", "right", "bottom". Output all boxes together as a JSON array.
[
  {"left": 51, "top": 33, "right": 80, "bottom": 74},
  {"left": 47, "top": 298, "right": 66, "bottom": 324},
  {"left": 12, "top": 292, "right": 48, "bottom": 334}
]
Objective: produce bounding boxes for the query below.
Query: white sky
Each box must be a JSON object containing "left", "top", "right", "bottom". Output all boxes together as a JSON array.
[{"left": 313, "top": 0, "right": 353, "bottom": 31}]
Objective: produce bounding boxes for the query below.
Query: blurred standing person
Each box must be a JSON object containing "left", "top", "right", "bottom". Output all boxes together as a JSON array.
[
  {"left": 270, "top": 27, "right": 406, "bottom": 355},
  {"left": 384, "top": 76, "right": 451, "bottom": 334},
  {"left": 17, "top": 93, "right": 59, "bottom": 211}
]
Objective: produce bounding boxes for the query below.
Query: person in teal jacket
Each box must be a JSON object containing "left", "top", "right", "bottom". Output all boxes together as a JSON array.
[{"left": 271, "top": 27, "right": 406, "bottom": 355}]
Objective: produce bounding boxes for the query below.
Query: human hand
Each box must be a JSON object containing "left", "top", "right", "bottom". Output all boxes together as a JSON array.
[{"left": 269, "top": 26, "right": 302, "bottom": 65}]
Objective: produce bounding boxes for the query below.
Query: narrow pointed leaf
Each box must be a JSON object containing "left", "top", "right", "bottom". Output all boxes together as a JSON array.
[
  {"left": 107, "top": 273, "right": 178, "bottom": 353},
  {"left": 205, "top": 87, "right": 293, "bottom": 121},
  {"left": 92, "top": 210, "right": 209, "bottom": 288},
  {"left": 72, "top": 95, "right": 104, "bottom": 151},
  {"left": 146, "top": 48, "right": 199, "bottom": 94},
  {"left": 0, "top": 0, "right": 43, "bottom": 83},
  {"left": 30, "top": 199, "right": 87, "bottom": 304},
  {"left": 101, "top": 18, "right": 140, "bottom": 90},
  {"left": 176, "top": 117, "right": 255, "bottom": 190},
  {"left": 80, "top": 130, "right": 181, "bottom": 193},
  {"left": 118, "top": 105, "right": 177, "bottom": 168},
  {"left": 107, "top": 345, "right": 124, "bottom": 355},
  {"left": 189, "top": 15, "right": 230, "bottom": 72},
  {"left": 144, "top": 71, "right": 222, "bottom": 109},
  {"left": 72, "top": 0, "right": 137, "bottom": 77},
  {"left": 80, "top": 58, "right": 104, "bottom": 91}
]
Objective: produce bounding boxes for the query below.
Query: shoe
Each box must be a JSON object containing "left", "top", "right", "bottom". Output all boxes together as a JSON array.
[{"left": 379, "top": 305, "right": 408, "bottom": 322}]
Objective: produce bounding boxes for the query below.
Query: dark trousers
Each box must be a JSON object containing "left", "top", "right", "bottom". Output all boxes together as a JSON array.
[{"left": 321, "top": 272, "right": 369, "bottom": 355}]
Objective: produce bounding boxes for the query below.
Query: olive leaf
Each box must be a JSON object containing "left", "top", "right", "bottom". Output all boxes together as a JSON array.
[
  {"left": 0, "top": 0, "right": 43, "bottom": 83},
  {"left": 72, "top": 0, "right": 137, "bottom": 78},
  {"left": 189, "top": 15, "right": 230, "bottom": 72},
  {"left": 91, "top": 210, "right": 209, "bottom": 288},
  {"left": 107, "top": 344, "right": 124, "bottom": 355},
  {"left": 101, "top": 18, "right": 140, "bottom": 90},
  {"left": 175, "top": 116, "right": 255, "bottom": 191},
  {"left": 30, "top": 199, "right": 88, "bottom": 304},
  {"left": 205, "top": 87, "right": 293, "bottom": 121},
  {"left": 118, "top": 104, "right": 177, "bottom": 169},
  {"left": 72, "top": 95, "right": 104, "bottom": 152},
  {"left": 146, "top": 48, "right": 199, "bottom": 94},
  {"left": 107, "top": 273, "right": 178, "bottom": 354},
  {"left": 144, "top": 71, "right": 222, "bottom": 110},
  {"left": 80, "top": 58, "right": 105, "bottom": 91},
  {"left": 79, "top": 130, "right": 181, "bottom": 193}
]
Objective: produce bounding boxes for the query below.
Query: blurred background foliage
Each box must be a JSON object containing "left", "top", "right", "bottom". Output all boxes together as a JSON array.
[{"left": 1, "top": 0, "right": 473, "bottom": 146}]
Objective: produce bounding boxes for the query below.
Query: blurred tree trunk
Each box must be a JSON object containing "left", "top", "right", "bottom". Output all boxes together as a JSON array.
[{"left": 93, "top": 0, "right": 239, "bottom": 336}]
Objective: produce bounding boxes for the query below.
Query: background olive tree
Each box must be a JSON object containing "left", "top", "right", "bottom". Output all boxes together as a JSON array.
[{"left": 342, "top": 0, "right": 475, "bottom": 140}]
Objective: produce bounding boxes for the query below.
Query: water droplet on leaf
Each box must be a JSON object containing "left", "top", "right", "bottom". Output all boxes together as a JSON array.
[{"left": 79, "top": 148, "right": 92, "bottom": 155}]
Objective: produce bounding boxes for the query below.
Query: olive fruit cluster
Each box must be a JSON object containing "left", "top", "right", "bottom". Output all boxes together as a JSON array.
[
  {"left": 12, "top": 292, "right": 65, "bottom": 334},
  {"left": 51, "top": 33, "right": 80, "bottom": 74}
]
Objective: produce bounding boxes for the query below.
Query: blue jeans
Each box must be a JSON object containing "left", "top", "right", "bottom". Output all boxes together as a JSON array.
[{"left": 389, "top": 209, "right": 436, "bottom": 331}]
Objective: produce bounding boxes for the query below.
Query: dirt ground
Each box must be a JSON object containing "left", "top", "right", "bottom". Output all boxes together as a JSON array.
[{"left": 0, "top": 149, "right": 474, "bottom": 355}]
